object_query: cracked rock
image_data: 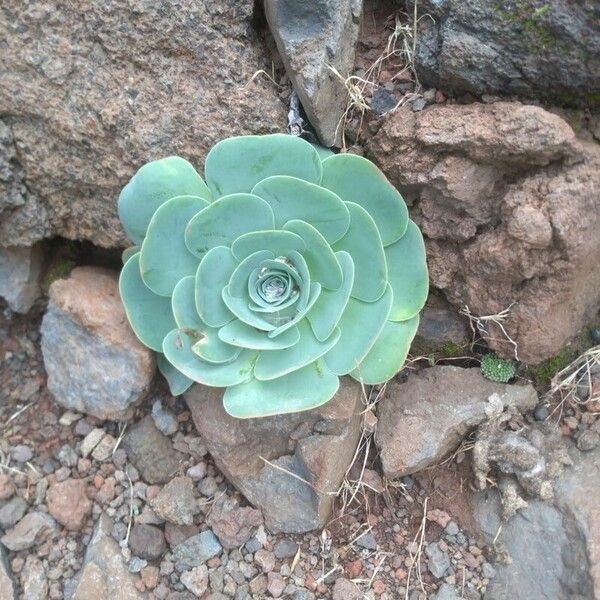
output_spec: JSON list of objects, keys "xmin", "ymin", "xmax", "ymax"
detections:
[{"xmin": 186, "ymin": 377, "xmax": 362, "ymax": 533}]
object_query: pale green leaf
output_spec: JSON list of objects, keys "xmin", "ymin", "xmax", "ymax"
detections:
[
  {"xmin": 350, "ymin": 316, "xmax": 419, "ymax": 384},
  {"xmin": 204, "ymin": 134, "xmax": 322, "ymax": 198},
  {"xmin": 223, "ymin": 360, "xmax": 339, "ymax": 418},
  {"xmin": 157, "ymin": 353, "xmax": 193, "ymax": 396},
  {"xmin": 218, "ymin": 319, "xmax": 300, "ymax": 350},
  {"xmin": 332, "ymin": 202, "xmax": 387, "ymax": 302},
  {"xmin": 118, "ymin": 156, "xmax": 211, "ymax": 245},
  {"xmin": 255, "ymin": 321, "xmax": 340, "ymax": 381},
  {"xmin": 195, "ymin": 246, "xmax": 237, "ymax": 328},
  {"xmin": 385, "ymin": 220, "xmax": 429, "ymax": 321},
  {"xmin": 162, "ymin": 329, "xmax": 257, "ymax": 387},
  {"xmin": 231, "ymin": 230, "xmax": 306, "ymax": 262},
  {"xmin": 321, "ymin": 153, "xmax": 408, "ymax": 246},
  {"xmin": 185, "ymin": 194, "xmax": 274, "ymax": 258},
  {"xmin": 119, "ymin": 253, "xmax": 177, "ymax": 352},
  {"xmin": 252, "ymin": 176, "xmax": 350, "ymax": 243},
  {"xmin": 140, "ymin": 195, "xmax": 208, "ymax": 296},
  {"xmin": 323, "ymin": 284, "xmax": 393, "ymax": 375},
  {"xmin": 283, "ymin": 220, "xmax": 342, "ymax": 290},
  {"xmin": 307, "ymin": 251, "xmax": 354, "ymax": 341}
]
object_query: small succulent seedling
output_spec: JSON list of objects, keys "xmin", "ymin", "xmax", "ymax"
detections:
[
  {"xmin": 118, "ymin": 134, "xmax": 428, "ymax": 418},
  {"xmin": 480, "ymin": 353, "xmax": 516, "ymax": 383}
]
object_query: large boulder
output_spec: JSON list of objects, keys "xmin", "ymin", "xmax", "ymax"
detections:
[
  {"xmin": 0, "ymin": 0, "xmax": 286, "ymax": 248},
  {"xmin": 41, "ymin": 266, "xmax": 155, "ymax": 420},
  {"xmin": 409, "ymin": 0, "xmax": 600, "ymax": 107},
  {"xmin": 185, "ymin": 378, "xmax": 363, "ymax": 533},
  {"xmin": 366, "ymin": 102, "xmax": 600, "ymax": 363},
  {"xmin": 375, "ymin": 366, "xmax": 538, "ymax": 478}
]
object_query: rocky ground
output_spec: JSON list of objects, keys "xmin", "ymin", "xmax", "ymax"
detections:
[
  {"xmin": 0, "ymin": 307, "xmax": 492, "ymax": 600},
  {"xmin": 2, "ymin": 293, "xmax": 600, "ymax": 600},
  {"xmin": 1, "ymin": 1, "xmax": 600, "ymax": 600}
]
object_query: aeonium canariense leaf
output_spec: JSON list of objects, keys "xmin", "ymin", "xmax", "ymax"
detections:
[{"xmin": 117, "ymin": 134, "xmax": 427, "ymax": 418}]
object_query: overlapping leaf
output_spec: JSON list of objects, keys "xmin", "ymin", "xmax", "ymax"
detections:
[{"xmin": 118, "ymin": 134, "xmax": 428, "ymax": 418}]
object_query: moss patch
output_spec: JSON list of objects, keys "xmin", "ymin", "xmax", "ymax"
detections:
[{"xmin": 532, "ymin": 349, "xmax": 577, "ymax": 386}]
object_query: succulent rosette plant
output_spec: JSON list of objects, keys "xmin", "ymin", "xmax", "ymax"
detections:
[{"xmin": 118, "ymin": 134, "xmax": 428, "ymax": 418}]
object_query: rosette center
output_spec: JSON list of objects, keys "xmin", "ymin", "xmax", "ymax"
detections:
[{"xmin": 248, "ymin": 256, "xmax": 302, "ymax": 313}]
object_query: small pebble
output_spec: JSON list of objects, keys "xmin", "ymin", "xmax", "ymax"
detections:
[
  {"xmin": 11, "ymin": 445, "xmax": 33, "ymax": 463},
  {"xmin": 577, "ymin": 429, "xmax": 600, "ymax": 452}
]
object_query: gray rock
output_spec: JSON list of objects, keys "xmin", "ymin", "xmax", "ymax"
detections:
[
  {"xmin": 128, "ymin": 524, "xmax": 166, "ymax": 561},
  {"xmin": 264, "ymin": 0, "xmax": 362, "ymax": 146},
  {"xmin": 293, "ymin": 591, "xmax": 316, "ymax": 600},
  {"xmin": 0, "ymin": 496, "xmax": 28, "ymax": 529},
  {"xmin": 124, "ymin": 415, "xmax": 185, "ymax": 484},
  {"xmin": 444, "ymin": 521, "xmax": 459, "ymax": 536},
  {"xmin": 0, "ymin": 512, "xmax": 57, "ymax": 552},
  {"xmin": 273, "ymin": 539, "xmax": 298, "ymax": 559},
  {"xmin": 469, "ymin": 444, "xmax": 600, "ymax": 599},
  {"xmin": 0, "ymin": 1, "xmax": 286, "ymax": 249},
  {"xmin": 173, "ymin": 530, "xmax": 223, "ymax": 572},
  {"xmin": 127, "ymin": 557, "xmax": 147, "ymax": 574},
  {"xmin": 186, "ymin": 377, "xmax": 363, "ymax": 533},
  {"xmin": 58, "ymin": 444, "xmax": 79, "ymax": 468},
  {"xmin": 433, "ymin": 584, "xmax": 462, "ymax": 600},
  {"xmin": 413, "ymin": 299, "xmax": 469, "ymax": 353},
  {"xmin": 198, "ymin": 476, "xmax": 219, "ymax": 498},
  {"xmin": 331, "ymin": 578, "xmax": 362, "ymax": 600},
  {"xmin": 0, "ymin": 244, "xmax": 44, "ymax": 313},
  {"xmin": 91, "ymin": 434, "xmax": 116, "ymax": 462},
  {"xmin": 375, "ymin": 367, "xmax": 538, "ymax": 478},
  {"xmin": 474, "ymin": 489, "xmax": 592, "ymax": 600},
  {"xmin": 409, "ymin": 0, "xmax": 600, "ymax": 108},
  {"xmin": 181, "ymin": 565, "xmax": 209, "ymax": 597},
  {"xmin": 0, "ymin": 544, "xmax": 16, "ymax": 600},
  {"xmin": 576, "ymin": 429, "xmax": 600, "ymax": 452},
  {"xmin": 41, "ymin": 267, "xmax": 155, "ymax": 421},
  {"xmin": 411, "ymin": 97, "xmax": 427, "ymax": 112},
  {"xmin": 80, "ymin": 428, "xmax": 105, "ymax": 458},
  {"xmin": 370, "ymin": 88, "xmax": 397, "ymax": 116},
  {"xmin": 150, "ymin": 477, "xmax": 197, "ymax": 526},
  {"xmin": 70, "ymin": 513, "xmax": 144, "ymax": 599},
  {"xmin": 10, "ymin": 444, "xmax": 33, "ymax": 463},
  {"xmin": 425, "ymin": 542, "xmax": 451, "ymax": 578},
  {"xmin": 21, "ymin": 556, "xmax": 48, "ymax": 600},
  {"xmin": 151, "ymin": 399, "xmax": 178, "ymax": 436},
  {"xmin": 355, "ymin": 531, "xmax": 377, "ymax": 550}
]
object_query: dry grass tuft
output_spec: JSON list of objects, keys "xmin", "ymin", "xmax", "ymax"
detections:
[
  {"xmin": 548, "ymin": 345, "xmax": 600, "ymax": 416},
  {"xmin": 331, "ymin": 3, "xmax": 427, "ymax": 149}
]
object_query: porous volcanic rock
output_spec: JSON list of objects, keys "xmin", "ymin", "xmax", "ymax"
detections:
[
  {"xmin": 41, "ymin": 266, "xmax": 155, "ymax": 420},
  {"xmin": 0, "ymin": 1, "xmax": 286, "ymax": 248},
  {"xmin": 474, "ymin": 444, "xmax": 600, "ymax": 599},
  {"xmin": 186, "ymin": 377, "xmax": 363, "ymax": 533},
  {"xmin": 366, "ymin": 101, "xmax": 600, "ymax": 363},
  {"xmin": 47, "ymin": 479, "xmax": 92, "ymax": 531},
  {"xmin": 375, "ymin": 366, "xmax": 538, "ymax": 478}
]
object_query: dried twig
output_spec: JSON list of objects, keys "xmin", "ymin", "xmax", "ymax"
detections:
[
  {"xmin": 405, "ymin": 496, "xmax": 429, "ymax": 598},
  {"xmin": 547, "ymin": 345, "xmax": 600, "ymax": 416},
  {"xmin": 460, "ymin": 303, "xmax": 520, "ymax": 360}
]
